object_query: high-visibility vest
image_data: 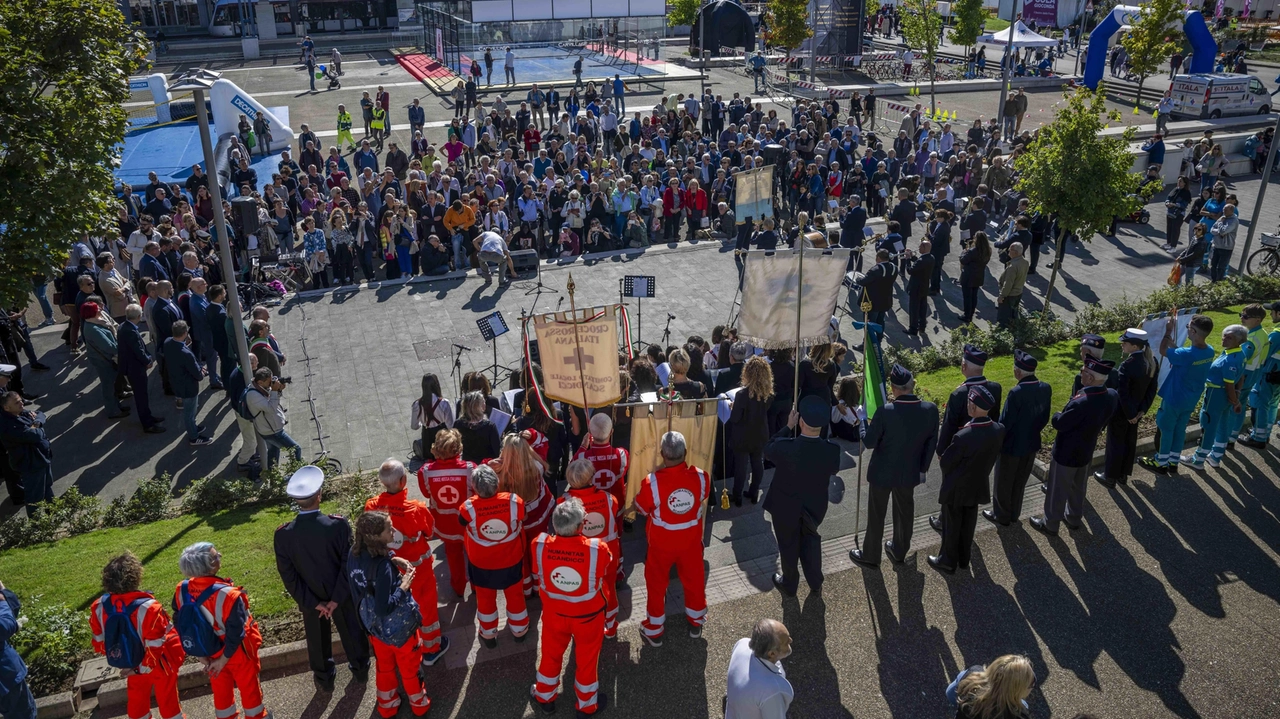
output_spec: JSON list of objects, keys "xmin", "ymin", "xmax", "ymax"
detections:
[
  {"xmin": 1245, "ymin": 325, "xmax": 1269, "ymax": 372},
  {"xmin": 530, "ymin": 533, "xmax": 609, "ymax": 615},
  {"xmin": 171, "ymin": 577, "xmax": 260, "ymax": 659},
  {"xmin": 371, "ymin": 108, "xmax": 386, "ymax": 130},
  {"xmin": 337, "ymin": 112, "xmax": 352, "ymax": 131},
  {"xmin": 460, "ymin": 492, "xmax": 525, "ymax": 569},
  {"xmin": 635, "ymin": 464, "xmax": 709, "ymax": 550},
  {"xmin": 561, "ymin": 487, "xmax": 619, "ymax": 543},
  {"xmin": 365, "ymin": 491, "xmax": 433, "ymax": 566},
  {"xmin": 418, "ymin": 458, "xmax": 475, "ymax": 541}
]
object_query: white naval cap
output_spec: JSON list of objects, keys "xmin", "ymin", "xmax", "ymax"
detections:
[
  {"xmin": 0, "ymin": 364, "xmax": 14, "ymax": 377},
  {"xmin": 1119, "ymin": 328, "xmax": 1150, "ymax": 345},
  {"xmin": 286, "ymin": 465, "xmax": 325, "ymax": 499}
]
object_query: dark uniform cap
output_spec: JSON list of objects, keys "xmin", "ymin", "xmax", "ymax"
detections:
[
  {"xmin": 798, "ymin": 395, "xmax": 829, "ymax": 427},
  {"xmin": 1013, "ymin": 349, "xmax": 1038, "ymax": 372},
  {"xmin": 1083, "ymin": 356, "xmax": 1115, "ymax": 375},
  {"xmin": 962, "ymin": 344, "xmax": 988, "ymax": 366},
  {"xmin": 968, "ymin": 385, "xmax": 995, "ymax": 410},
  {"xmin": 1081, "ymin": 333, "xmax": 1106, "ymax": 350},
  {"xmin": 888, "ymin": 363, "xmax": 913, "ymax": 386}
]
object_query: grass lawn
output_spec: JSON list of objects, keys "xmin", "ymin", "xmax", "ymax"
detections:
[
  {"xmin": 982, "ymin": 18, "xmax": 1011, "ymax": 33},
  {"xmin": 0, "ymin": 503, "xmax": 312, "ymax": 618},
  {"xmin": 909, "ymin": 306, "xmax": 1250, "ymax": 445}
]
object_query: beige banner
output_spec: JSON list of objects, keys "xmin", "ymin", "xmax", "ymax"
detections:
[
  {"xmin": 532, "ymin": 305, "xmax": 622, "ymax": 409},
  {"xmin": 623, "ymin": 398, "xmax": 720, "ymax": 510}
]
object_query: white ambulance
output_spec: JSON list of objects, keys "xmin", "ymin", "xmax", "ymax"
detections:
[{"xmin": 1165, "ymin": 73, "xmax": 1272, "ymax": 119}]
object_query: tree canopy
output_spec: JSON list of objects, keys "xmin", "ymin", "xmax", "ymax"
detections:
[
  {"xmin": 767, "ymin": 0, "xmax": 813, "ymax": 54},
  {"xmin": 669, "ymin": 0, "xmax": 700, "ymax": 28},
  {"xmin": 1120, "ymin": 0, "xmax": 1185, "ymax": 102},
  {"xmin": 948, "ymin": 0, "xmax": 985, "ymax": 49},
  {"xmin": 898, "ymin": 0, "xmax": 946, "ymax": 110},
  {"xmin": 0, "ymin": 0, "xmax": 148, "ymax": 307}
]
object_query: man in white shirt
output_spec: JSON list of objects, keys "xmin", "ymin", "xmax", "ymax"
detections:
[
  {"xmin": 725, "ymin": 619, "xmax": 794, "ymax": 719},
  {"xmin": 126, "ymin": 215, "xmax": 160, "ymax": 273},
  {"xmin": 504, "ymin": 47, "xmax": 516, "ymax": 84},
  {"xmin": 473, "ymin": 230, "xmax": 513, "ymax": 285}
]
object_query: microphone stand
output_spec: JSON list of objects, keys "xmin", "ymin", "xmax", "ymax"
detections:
[
  {"xmin": 660, "ymin": 313, "xmax": 675, "ymax": 348},
  {"xmin": 451, "ymin": 344, "xmax": 470, "ymax": 400}
]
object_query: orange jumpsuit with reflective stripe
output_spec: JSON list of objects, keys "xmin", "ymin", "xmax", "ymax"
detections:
[
  {"xmin": 460, "ymin": 493, "xmax": 529, "ymax": 639},
  {"xmin": 418, "ymin": 457, "xmax": 475, "ymax": 597},
  {"xmin": 633, "ymin": 464, "xmax": 710, "ymax": 641},
  {"xmin": 559, "ymin": 487, "xmax": 621, "ymax": 635},
  {"xmin": 172, "ymin": 577, "xmax": 266, "ymax": 719},
  {"xmin": 365, "ymin": 490, "xmax": 442, "ymax": 653},
  {"xmin": 530, "ymin": 533, "xmax": 612, "ymax": 715},
  {"xmin": 90, "ymin": 591, "xmax": 186, "ymax": 719}
]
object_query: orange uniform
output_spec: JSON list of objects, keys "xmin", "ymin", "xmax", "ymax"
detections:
[
  {"xmin": 530, "ymin": 533, "xmax": 612, "ymax": 715},
  {"xmin": 633, "ymin": 463, "xmax": 710, "ymax": 643},
  {"xmin": 573, "ymin": 439, "xmax": 630, "ymax": 509},
  {"xmin": 459, "ymin": 492, "xmax": 530, "ymax": 640},
  {"xmin": 364, "ymin": 490, "xmax": 442, "ymax": 653},
  {"xmin": 172, "ymin": 577, "xmax": 266, "ymax": 719},
  {"xmin": 90, "ymin": 591, "xmax": 185, "ymax": 719},
  {"xmin": 417, "ymin": 457, "xmax": 475, "ymax": 597},
  {"xmin": 521, "ymin": 479, "xmax": 554, "ymax": 597},
  {"xmin": 559, "ymin": 487, "xmax": 621, "ymax": 636}
]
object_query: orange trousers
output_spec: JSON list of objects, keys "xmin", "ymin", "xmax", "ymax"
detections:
[
  {"xmin": 475, "ymin": 583, "xmax": 528, "ymax": 639},
  {"xmin": 408, "ymin": 561, "xmax": 442, "ymax": 654},
  {"xmin": 210, "ymin": 638, "xmax": 266, "ymax": 719},
  {"xmin": 125, "ymin": 667, "xmax": 182, "ymax": 719},
  {"xmin": 533, "ymin": 610, "xmax": 605, "ymax": 714},
  {"xmin": 371, "ymin": 636, "xmax": 430, "ymax": 717},
  {"xmin": 640, "ymin": 543, "xmax": 707, "ymax": 642}
]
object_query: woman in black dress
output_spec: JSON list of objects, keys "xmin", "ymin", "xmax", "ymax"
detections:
[
  {"xmin": 667, "ymin": 348, "xmax": 708, "ymax": 399},
  {"xmin": 410, "ymin": 373, "xmax": 454, "ymax": 460},
  {"xmin": 454, "ymin": 391, "xmax": 500, "ymax": 464},
  {"xmin": 798, "ymin": 343, "xmax": 839, "ymax": 405},
  {"xmin": 959, "ymin": 230, "xmax": 992, "ymax": 324},
  {"xmin": 728, "ymin": 357, "xmax": 774, "ymax": 505},
  {"xmin": 766, "ymin": 348, "xmax": 796, "ymax": 435}
]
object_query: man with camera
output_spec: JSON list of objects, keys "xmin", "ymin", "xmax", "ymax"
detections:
[{"xmin": 244, "ymin": 367, "xmax": 302, "ymax": 470}]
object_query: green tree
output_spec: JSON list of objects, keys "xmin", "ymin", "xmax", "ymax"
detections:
[
  {"xmin": 949, "ymin": 0, "xmax": 985, "ymax": 50},
  {"xmin": 898, "ymin": 0, "xmax": 946, "ymax": 112},
  {"xmin": 669, "ymin": 0, "xmax": 700, "ymax": 28},
  {"xmin": 768, "ymin": 0, "xmax": 813, "ymax": 60},
  {"xmin": 0, "ymin": 0, "xmax": 147, "ymax": 308},
  {"xmin": 1015, "ymin": 88, "xmax": 1141, "ymax": 316},
  {"xmin": 1119, "ymin": 0, "xmax": 1184, "ymax": 105}
]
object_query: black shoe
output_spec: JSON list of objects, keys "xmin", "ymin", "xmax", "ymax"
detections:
[
  {"xmin": 20, "ymin": 392, "xmax": 42, "ymax": 402},
  {"xmin": 749, "ymin": 491, "xmax": 759, "ymax": 504},
  {"xmin": 1239, "ymin": 437, "xmax": 1268, "ymax": 449},
  {"xmin": 143, "ymin": 425, "xmax": 166, "ymax": 434},
  {"xmin": 771, "ymin": 573, "xmax": 796, "ymax": 597},
  {"xmin": 1039, "ymin": 483, "xmax": 1048, "ymax": 494},
  {"xmin": 982, "ymin": 509, "xmax": 1009, "ymax": 527},
  {"xmin": 481, "ymin": 636, "xmax": 497, "ymax": 649},
  {"xmin": 350, "ymin": 664, "xmax": 369, "ymax": 683},
  {"xmin": 733, "ymin": 495, "xmax": 743, "ymax": 508},
  {"xmin": 1093, "ymin": 471, "xmax": 1117, "ymax": 488},
  {"xmin": 30, "ymin": 362, "xmax": 50, "ymax": 371},
  {"xmin": 885, "ymin": 541, "xmax": 905, "ymax": 564},
  {"xmin": 928, "ymin": 515, "xmax": 942, "ymax": 533},
  {"xmin": 1065, "ymin": 521, "xmax": 1083, "ymax": 532},
  {"xmin": 1029, "ymin": 516, "xmax": 1058, "ymax": 536},
  {"xmin": 848, "ymin": 548, "xmax": 879, "ymax": 569},
  {"xmin": 513, "ymin": 630, "xmax": 527, "ymax": 643},
  {"xmin": 577, "ymin": 693, "xmax": 607, "ymax": 718},
  {"xmin": 926, "ymin": 555, "xmax": 955, "ymax": 575},
  {"xmin": 314, "ymin": 672, "xmax": 336, "ymax": 692},
  {"xmin": 107, "ymin": 411, "xmax": 130, "ymax": 419},
  {"xmin": 531, "ymin": 685, "xmax": 556, "ymax": 714}
]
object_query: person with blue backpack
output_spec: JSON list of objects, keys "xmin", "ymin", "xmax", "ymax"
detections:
[
  {"xmin": 172, "ymin": 542, "xmax": 271, "ymax": 719},
  {"xmin": 0, "ymin": 580, "xmax": 34, "ymax": 719},
  {"xmin": 349, "ymin": 511, "xmax": 433, "ymax": 718},
  {"xmin": 89, "ymin": 553, "xmax": 185, "ymax": 719}
]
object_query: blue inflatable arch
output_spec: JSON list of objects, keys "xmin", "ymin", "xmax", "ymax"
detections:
[{"xmin": 1083, "ymin": 7, "xmax": 1216, "ymax": 90}]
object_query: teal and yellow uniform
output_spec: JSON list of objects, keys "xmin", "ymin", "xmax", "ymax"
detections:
[
  {"xmin": 1246, "ymin": 324, "xmax": 1280, "ymax": 443},
  {"xmin": 1189, "ymin": 346, "xmax": 1245, "ymax": 466},
  {"xmin": 1150, "ymin": 343, "xmax": 1215, "ymax": 469},
  {"xmin": 1227, "ymin": 323, "xmax": 1268, "ymax": 440}
]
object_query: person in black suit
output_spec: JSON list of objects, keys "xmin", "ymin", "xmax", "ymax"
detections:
[
  {"xmin": 927, "ymin": 207, "xmax": 953, "ymax": 295},
  {"xmin": 274, "ymin": 466, "xmax": 370, "ymax": 692},
  {"xmin": 766, "ymin": 348, "xmax": 795, "ymax": 435},
  {"xmin": 138, "ymin": 241, "xmax": 170, "ymax": 283},
  {"xmin": 986, "ymin": 349, "xmax": 1051, "ymax": 526},
  {"xmin": 150, "ymin": 281, "xmax": 181, "ymax": 397},
  {"xmin": 206, "ymin": 287, "xmax": 232, "ymax": 389},
  {"xmin": 889, "ymin": 188, "xmax": 917, "ymax": 240},
  {"xmin": 904, "ymin": 239, "xmax": 935, "ymax": 336},
  {"xmin": 850, "ymin": 364, "xmax": 939, "ymax": 568},
  {"xmin": 763, "ymin": 396, "xmax": 842, "ymax": 597},
  {"xmin": 859, "ymin": 249, "xmax": 897, "ymax": 328},
  {"xmin": 937, "ymin": 344, "xmax": 1003, "ymax": 457},
  {"xmin": 929, "ymin": 385, "xmax": 1005, "ymax": 574},
  {"xmin": 1096, "ymin": 329, "xmax": 1159, "ymax": 487},
  {"xmin": 1070, "ymin": 333, "xmax": 1106, "ymax": 396},
  {"xmin": 161, "ymin": 322, "xmax": 210, "ymax": 446},
  {"xmin": 0, "ymin": 391, "xmax": 54, "ymax": 516},
  {"xmin": 839, "ymin": 199, "xmax": 868, "ymax": 272},
  {"xmin": 1031, "ymin": 356, "xmax": 1119, "ymax": 536},
  {"xmin": 116, "ymin": 304, "xmax": 164, "ymax": 433},
  {"xmin": 714, "ymin": 342, "xmax": 748, "ymax": 396},
  {"xmin": 728, "ymin": 357, "xmax": 773, "ymax": 505}
]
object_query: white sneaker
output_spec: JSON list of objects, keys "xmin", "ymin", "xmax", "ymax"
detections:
[
  {"xmin": 639, "ymin": 628, "xmax": 662, "ymax": 647},
  {"xmin": 1205, "ymin": 456, "xmax": 1221, "ymax": 468},
  {"xmin": 1178, "ymin": 454, "xmax": 1204, "ymax": 468}
]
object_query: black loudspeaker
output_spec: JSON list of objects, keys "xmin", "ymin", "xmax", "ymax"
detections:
[
  {"xmin": 510, "ymin": 249, "xmax": 540, "ymax": 277},
  {"xmin": 230, "ymin": 196, "xmax": 258, "ymax": 236}
]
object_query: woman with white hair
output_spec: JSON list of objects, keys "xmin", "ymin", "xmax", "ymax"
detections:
[
  {"xmin": 458, "ymin": 465, "xmax": 530, "ymax": 648},
  {"xmin": 172, "ymin": 542, "xmax": 270, "ymax": 719},
  {"xmin": 560, "ymin": 458, "xmax": 622, "ymax": 636}
]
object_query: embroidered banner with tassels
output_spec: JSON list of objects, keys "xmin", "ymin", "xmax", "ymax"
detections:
[{"xmin": 736, "ymin": 247, "xmax": 851, "ymax": 349}]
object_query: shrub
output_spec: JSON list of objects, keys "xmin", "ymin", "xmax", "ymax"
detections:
[
  {"xmin": 10, "ymin": 596, "xmax": 92, "ymax": 696},
  {"xmin": 178, "ymin": 459, "xmax": 302, "ymax": 515},
  {"xmin": 0, "ymin": 488, "xmax": 102, "ymax": 550},
  {"xmin": 329, "ymin": 469, "xmax": 380, "ymax": 521},
  {"xmin": 102, "ymin": 476, "xmax": 174, "ymax": 528}
]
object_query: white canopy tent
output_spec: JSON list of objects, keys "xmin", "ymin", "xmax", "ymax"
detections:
[{"xmin": 978, "ymin": 20, "xmax": 1059, "ymax": 47}]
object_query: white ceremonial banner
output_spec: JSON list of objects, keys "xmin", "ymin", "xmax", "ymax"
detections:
[
  {"xmin": 1141, "ymin": 309, "xmax": 1198, "ymax": 390},
  {"xmin": 737, "ymin": 247, "xmax": 852, "ymax": 349},
  {"xmin": 733, "ymin": 165, "xmax": 775, "ymax": 222}
]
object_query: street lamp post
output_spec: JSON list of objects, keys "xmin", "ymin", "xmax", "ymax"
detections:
[
  {"xmin": 1237, "ymin": 112, "xmax": 1280, "ymax": 275},
  {"xmin": 168, "ymin": 69, "xmax": 254, "ymax": 381},
  {"xmin": 996, "ymin": 0, "xmax": 1024, "ymax": 136}
]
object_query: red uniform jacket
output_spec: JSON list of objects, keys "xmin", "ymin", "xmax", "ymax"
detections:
[
  {"xmin": 459, "ymin": 492, "xmax": 526, "ymax": 569},
  {"xmin": 633, "ymin": 463, "xmax": 709, "ymax": 551},
  {"xmin": 365, "ymin": 490, "xmax": 434, "ymax": 567},
  {"xmin": 530, "ymin": 533, "xmax": 612, "ymax": 618},
  {"xmin": 418, "ymin": 457, "xmax": 476, "ymax": 541},
  {"xmin": 90, "ymin": 591, "xmax": 185, "ymax": 674}
]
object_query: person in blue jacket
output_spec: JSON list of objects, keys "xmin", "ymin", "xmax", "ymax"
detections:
[
  {"xmin": 1243, "ymin": 302, "xmax": 1280, "ymax": 447},
  {"xmin": 1139, "ymin": 312, "xmax": 1216, "ymax": 475},
  {"xmin": 0, "ymin": 581, "xmax": 34, "ymax": 719},
  {"xmin": 1183, "ymin": 324, "xmax": 1247, "ymax": 469}
]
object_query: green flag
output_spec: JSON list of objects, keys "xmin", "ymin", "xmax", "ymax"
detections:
[{"xmin": 863, "ymin": 321, "xmax": 888, "ymax": 421}]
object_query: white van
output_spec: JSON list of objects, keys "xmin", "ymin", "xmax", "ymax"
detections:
[{"xmin": 1165, "ymin": 73, "xmax": 1272, "ymax": 119}]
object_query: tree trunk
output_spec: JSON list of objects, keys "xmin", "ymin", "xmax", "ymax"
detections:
[
  {"xmin": 1136, "ymin": 74, "xmax": 1146, "ymax": 114},
  {"xmin": 929, "ymin": 52, "xmax": 937, "ymax": 113},
  {"xmin": 1040, "ymin": 224, "xmax": 1069, "ymax": 324}
]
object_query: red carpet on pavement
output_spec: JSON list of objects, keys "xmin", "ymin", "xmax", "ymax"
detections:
[{"xmin": 395, "ymin": 53, "xmax": 460, "ymax": 87}]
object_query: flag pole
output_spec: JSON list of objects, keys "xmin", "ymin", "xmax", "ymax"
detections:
[
  {"xmin": 566, "ymin": 273, "xmax": 591, "ymax": 413},
  {"xmin": 855, "ymin": 286, "xmax": 872, "ymax": 551},
  {"xmin": 792, "ymin": 242, "xmax": 805, "ymax": 416}
]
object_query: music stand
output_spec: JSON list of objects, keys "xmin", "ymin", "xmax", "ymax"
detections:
[
  {"xmin": 476, "ymin": 311, "xmax": 511, "ymax": 385},
  {"xmin": 621, "ymin": 275, "xmax": 655, "ymax": 349}
]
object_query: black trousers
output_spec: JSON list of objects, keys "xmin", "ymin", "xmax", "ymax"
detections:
[
  {"xmin": 125, "ymin": 367, "xmax": 159, "ymax": 428},
  {"xmin": 907, "ymin": 291, "xmax": 929, "ymax": 332},
  {"xmin": 1165, "ymin": 216, "xmax": 1183, "ymax": 248},
  {"xmin": 1028, "ymin": 241, "xmax": 1042, "ymax": 272},
  {"xmin": 332, "ymin": 244, "xmax": 354, "ymax": 283},
  {"xmin": 732, "ymin": 449, "xmax": 764, "ymax": 500},
  {"xmin": 771, "ymin": 512, "xmax": 823, "ymax": 593},
  {"xmin": 992, "ymin": 452, "xmax": 1035, "ymax": 523},
  {"xmin": 1103, "ymin": 413, "xmax": 1140, "ymax": 481},
  {"xmin": 962, "ymin": 286, "xmax": 980, "ymax": 323},
  {"xmin": 938, "ymin": 502, "xmax": 978, "ymax": 569},
  {"xmin": 861, "ymin": 484, "xmax": 915, "ymax": 563},
  {"xmin": 301, "ymin": 599, "xmax": 370, "ymax": 679}
]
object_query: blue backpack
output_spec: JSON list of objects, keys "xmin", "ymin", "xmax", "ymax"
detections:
[
  {"xmin": 174, "ymin": 581, "xmax": 226, "ymax": 658},
  {"xmin": 236, "ymin": 387, "xmax": 259, "ymax": 422},
  {"xmin": 101, "ymin": 595, "xmax": 150, "ymax": 669}
]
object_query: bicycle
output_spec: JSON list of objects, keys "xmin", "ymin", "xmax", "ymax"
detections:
[{"xmin": 1247, "ymin": 231, "xmax": 1280, "ymax": 276}]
